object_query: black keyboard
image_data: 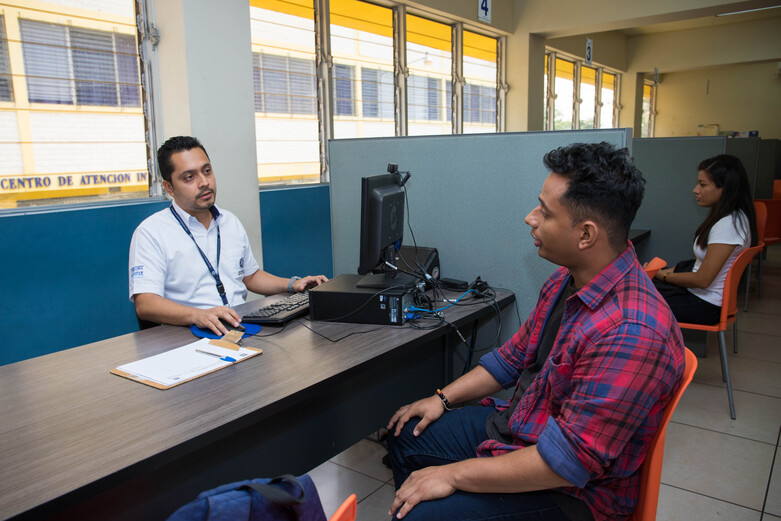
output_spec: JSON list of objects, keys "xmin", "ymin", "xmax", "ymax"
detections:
[{"xmin": 242, "ymin": 292, "xmax": 310, "ymax": 325}]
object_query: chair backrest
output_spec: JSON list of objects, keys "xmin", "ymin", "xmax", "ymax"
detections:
[
  {"xmin": 631, "ymin": 347, "xmax": 697, "ymax": 521},
  {"xmin": 754, "ymin": 201, "xmax": 767, "ymax": 244},
  {"xmin": 773, "ymin": 179, "xmax": 781, "ymax": 200},
  {"xmin": 718, "ymin": 244, "xmax": 764, "ymax": 327},
  {"xmin": 644, "ymin": 257, "xmax": 666, "ymax": 279},
  {"xmin": 329, "ymin": 494, "xmax": 357, "ymax": 521}
]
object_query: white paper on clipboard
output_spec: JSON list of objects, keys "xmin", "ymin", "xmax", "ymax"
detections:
[{"xmin": 115, "ymin": 338, "xmax": 257, "ymax": 387}]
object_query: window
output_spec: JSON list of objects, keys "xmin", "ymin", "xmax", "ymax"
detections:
[
  {"xmin": 600, "ymin": 72, "xmax": 616, "ymax": 128},
  {"xmin": 0, "ymin": 16, "xmax": 13, "ymax": 102},
  {"xmin": 20, "ymin": 20, "xmax": 140, "ymax": 107},
  {"xmin": 641, "ymin": 80, "xmax": 656, "ymax": 138},
  {"xmin": 406, "ymin": 14, "xmax": 450, "ymax": 136},
  {"xmin": 361, "ymin": 67, "xmax": 393, "ymax": 119},
  {"xmin": 333, "ymin": 63, "xmax": 355, "ymax": 116},
  {"xmin": 330, "ymin": 0, "xmax": 394, "ymax": 138},
  {"xmin": 464, "ymin": 84, "xmax": 495, "ymax": 125},
  {"xmin": 579, "ymin": 65, "xmax": 596, "ymax": 129},
  {"xmin": 250, "ymin": 1, "xmax": 319, "ymax": 184},
  {"xmin": 248, "ymin": 0, "xmax": 505, "ymax": 185},
  {"xmin": 253, "ymin": 53, "xmax": 316, "ymax": 114},
  {"xmin": 408, "ymin": 75, "xmax": 441, "ymax": 121},
  {"xmin": 552, "ymin": 57, "xmax": 574, "ymax": 130},
  {"xmin": 1, "ymin": 2, "xmax": 149, "ymax": 210},
  {"xmin": 463, "ymin": 30, "xmax": 496, "ymax": 133},
  {"xmin": 545, "ymin": 51, "xmax": 621, "ymax": 131}
]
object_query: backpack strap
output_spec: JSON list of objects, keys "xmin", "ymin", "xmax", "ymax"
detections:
[{"xmin": 240, "ymin": 474, "xmax": 306, "ymax": 507}]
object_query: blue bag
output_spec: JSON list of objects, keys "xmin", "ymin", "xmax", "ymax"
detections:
[{"xmin": 166, "ymin": 474, "xmax": 328, "ymax": 521}]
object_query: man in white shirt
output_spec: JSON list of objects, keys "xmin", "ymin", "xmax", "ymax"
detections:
[{"xmin": 129, "ymin": 136, "xmax": 327, "ymax": 335}]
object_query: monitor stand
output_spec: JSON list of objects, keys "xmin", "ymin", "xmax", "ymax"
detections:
[{"xmin": 355, "ymin": 271, "xmax": 418, "ymax": 289}]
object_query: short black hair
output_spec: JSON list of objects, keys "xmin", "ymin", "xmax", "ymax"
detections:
[
  {"xmin": 157, "ymin": 136, "xmax": 209, "ymax": 183},
  {"xmin": 543, "ymin": 142, "xmax": 645, "ymax": 252}
]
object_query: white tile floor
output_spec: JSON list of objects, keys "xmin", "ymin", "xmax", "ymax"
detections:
[{"xmin": 309, "ymin": 245, "xmax": 781, "ymax": 521}]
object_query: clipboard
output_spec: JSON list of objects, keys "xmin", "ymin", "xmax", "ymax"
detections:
[{"xmin": 111, "ymin": 338, "xmax": 263, "ymax": 390}]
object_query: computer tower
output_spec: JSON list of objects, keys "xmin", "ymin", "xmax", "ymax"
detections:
[{"xmin": 309, "ymin": 274, "xmax": 415, "ymax": 325}]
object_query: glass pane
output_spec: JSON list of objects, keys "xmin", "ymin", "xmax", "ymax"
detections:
[
  {"xmin": 0, "ymin": 16, "xmax": 13, "ymax": 102},
  {"xmin": 599, "ymin": 72, "xmax": 615, "ymax": 128},
  {"xmin": 543, "ymin": 54, "xmax": 548, "ymax": 129},
  {"xmin": 116, "ymin": 34, "xmax": 141, "ymax": 107},
  {"xmin": 641, "ymin": 83, "xmax": 652, "ymax": 138},
  {"xmin": 71, "ymin": 28, "xmax": 117, "ymax": 106},
  {"xmin": 579, "ymin": 65, "xmax": 596, "ymax": 129},
  {"xmin": 20, "ymin": 20, "xmax": 72, "ymax": 105},
  {"xmin": 331, "ymin": 0, "xmax": 394, "ymax": 138},
  {"xmin": 4, "ymin": 6, "xmax": 148, "ymax": 210},
  {"xmin": 250, "ymin": 0, "xmax": 319, "ymax": 185},
  {"xmin": 553, "ymin": 58, "xmax": 573, "ymax": 130},
  {"xmin": 333, "ymin": 63, "xmax": 355, "ymax": 116},
  {"xmin": 361, "ymin": 67, "xmax": 393, "ymax": 119},
  {"xmin": 463, "ymin": 30, "xmax": 496, "ymax": 133},
  {"xmin": 406, "ymin": 14, "xmax": 450, "ymax": 136}
]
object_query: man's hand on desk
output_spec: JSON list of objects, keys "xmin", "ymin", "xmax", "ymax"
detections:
[
  {"xmin": 191, "ymin": 306, "xmax": 242, "ymax": 336},
  {"xmin": 387, "ymin": 395, "xmax": 445, "ymax": 438},
  {"xmin": 292, "ymin": 275, "xmax": 328, "ymax": 293}
]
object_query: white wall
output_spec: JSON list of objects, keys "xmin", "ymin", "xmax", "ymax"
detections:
[{"xmin": 655, "ymin": 62, "xmax": 781, "ymax": 138}]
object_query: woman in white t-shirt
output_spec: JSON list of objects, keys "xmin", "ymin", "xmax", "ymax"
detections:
[{"xmin": 653, "ymin": 154, "xmax": 757, "ymax": 324}]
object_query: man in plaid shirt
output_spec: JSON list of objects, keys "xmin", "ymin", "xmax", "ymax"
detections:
[{"xmin": 387, "ymin": 142, "xmax": 685, "ymax": 521}]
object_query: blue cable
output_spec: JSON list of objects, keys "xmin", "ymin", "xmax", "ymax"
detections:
[{"xmin": 408, "ymin": 289, "xmax": 476, "ymax": 313}]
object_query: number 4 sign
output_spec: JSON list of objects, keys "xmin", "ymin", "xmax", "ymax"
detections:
[{"xmin": 478, "ymin": 0, "xmax": 492, "ymax": 23}]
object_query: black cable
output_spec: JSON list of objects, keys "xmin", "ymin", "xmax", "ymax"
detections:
[
  {"xmin": 489, "ymin": 286, "xmax": 523, "ymax": 326},
  {"xmin": 295, "ymin": 320, "xmax": 385, "ymax": 343},
  {"xmin": 244, "ymin": 320, "xmax": 293, "ymax": 337}
]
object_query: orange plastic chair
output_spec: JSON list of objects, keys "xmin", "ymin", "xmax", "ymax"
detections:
[
  {"xmin": 744, "ymin": 201, "xmax": 768, "ymax": 310},
  {"xmin": 677, "ymin": 244, "xmax": 763, "ymax": 419},
  {"xmin": 629, "ymin": 347, "xmax": 697, "ymax": 521},
  {"xmin": 329, "ymin": 494, "xmax": 357, "ymax": 521},
  {"xmin": 773, "ymin": 179, "xmax": 781, "ymax": 199},
  {"xmin": 644, "ymin": 257, "xmax": 666, "ymax": 279}
]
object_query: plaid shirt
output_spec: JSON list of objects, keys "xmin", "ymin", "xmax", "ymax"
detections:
[{"xmin": 477, "ymin": 245, "xmax": 684, "ymax": 521}]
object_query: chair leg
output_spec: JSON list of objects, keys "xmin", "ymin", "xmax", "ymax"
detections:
[
  {"xmin": 733, "ymin": 318, "xmax": 738, "ymax": 354},
  {"xmin": 758, "ymin": 254, "xmax": 763, "ymax": 300},
  {"xmin": 743, "ymin": 264, "xmax": 752, "ymax": 312},
  {"xmin": 718, "ymin": 330, "xmax": 736, "ymax": 420}
]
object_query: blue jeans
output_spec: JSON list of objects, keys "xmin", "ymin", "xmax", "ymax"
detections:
[{"xmin": 386, "ymin": 406, "xmax": 575, "ymax": 521}]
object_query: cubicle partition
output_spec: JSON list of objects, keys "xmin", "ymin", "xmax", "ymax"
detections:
[
  {"xmin": 756, "ymin": 139, "xmax": 780, "ymax": 198},
  {"xmin": 0, "ymin": 186, "xmax": 332, "ymax": 366},
  {"xmin": 631, "ymin": 137, "xmax": 726, "ymax": 264},
  {"xmin": 725, "ymin": 137, "xmax": 761, "ymax": 197},
  {"xmin": 328, "ymin": 129, "xmax": 631, "ymax": 337}
]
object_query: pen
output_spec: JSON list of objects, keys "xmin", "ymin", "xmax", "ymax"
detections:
[{"xmin": 195, "ymin": 349, "xmax": 236, "ymax": 363}]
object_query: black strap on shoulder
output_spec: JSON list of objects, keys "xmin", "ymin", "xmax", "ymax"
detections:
[{"xmin": 240, "ymin": 474, "xmax": 306, "ymax": 506}]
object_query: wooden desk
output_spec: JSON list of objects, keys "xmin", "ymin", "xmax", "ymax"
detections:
[{"xmin": 1, "ymin": 290, "xmax": 513, "ymax": 521}]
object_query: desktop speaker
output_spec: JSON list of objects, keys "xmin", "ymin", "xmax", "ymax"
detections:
[{"xmin": 395, "ymin": 246, "xmax": 439, "ymax": 285}]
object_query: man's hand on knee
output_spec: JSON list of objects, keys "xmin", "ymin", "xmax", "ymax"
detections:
[
  {"xmin": 389, "ymin": 465, "xmax": 458, "ymax": 519},
  {"xmin": 387, "ymin": 395, "xmax": 445, "ymax": 437}
]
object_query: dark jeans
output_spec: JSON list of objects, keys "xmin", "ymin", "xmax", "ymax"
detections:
[
  {"xmin": 385, "ymin": 406, "xmax": 578, "ymax": 521},
  {"xmin": 653, "ymin": 259, "xmax": 721, "ymax": 325}
]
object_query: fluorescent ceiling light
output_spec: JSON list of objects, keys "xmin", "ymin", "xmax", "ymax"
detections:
[{"xmin": 716, "ymin": 5, "xmax": 781, "ymax": 16}]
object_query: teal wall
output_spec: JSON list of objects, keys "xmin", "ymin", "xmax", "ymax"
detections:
[{"xmin": 0, "ymin": 185, "xmax": 332, "ymax": 366}]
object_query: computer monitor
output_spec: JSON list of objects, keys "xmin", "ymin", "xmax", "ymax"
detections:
[{"xmin": 356, "ymin": 169, "xmax": 416, "ymax": 289}]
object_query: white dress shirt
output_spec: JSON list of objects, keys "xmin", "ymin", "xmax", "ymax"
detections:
[
  {"xmin": 689, "ymin": 211, "xmax": 750, "ymax": 307},
  {"xmin": 128, "ymin": 201, "xmax": 260, "ymax": 309}
]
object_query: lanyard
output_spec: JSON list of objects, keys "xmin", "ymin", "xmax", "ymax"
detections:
[{"xmin": 169, "ymin": 205, "xmax": 228, "ymax": 306}]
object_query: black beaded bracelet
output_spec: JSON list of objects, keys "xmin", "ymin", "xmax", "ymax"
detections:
[{"xmin": 435, "ymin": 388, "xmax": 453, "ymax": 411}]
